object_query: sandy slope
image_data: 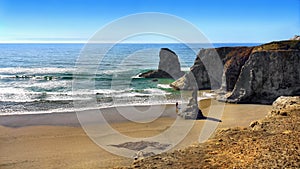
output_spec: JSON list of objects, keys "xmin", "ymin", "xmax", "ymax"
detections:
[
  {"xmin": 117, "ymin": 97, "xmax": 300, "ymax": 169},
  {"xmin": 0, "ymin": 102, "xmax": 271, "ymax": 169}
]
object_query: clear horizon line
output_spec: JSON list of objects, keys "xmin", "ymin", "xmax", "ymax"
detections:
[{"xmin": 0, "ymin": 40, "xmax": 264, "ymax": 44}]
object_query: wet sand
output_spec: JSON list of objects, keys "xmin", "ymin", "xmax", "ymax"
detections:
[{"xmin": 0, "ymin": 101, "xmax": 271, "ymax": 169}]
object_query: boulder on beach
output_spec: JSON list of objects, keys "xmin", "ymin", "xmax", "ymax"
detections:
[
  {"xmin": 139, "ymin": 48, "xmax": 184, "ymax": 79},
  {"xmin": 268, "ymin": 96, "xmax": 300, "ymax": 117}
]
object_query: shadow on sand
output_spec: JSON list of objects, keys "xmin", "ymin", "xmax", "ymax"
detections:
[{"xmin": 197, "ymin": 116, "xmax": 222, "ymax": 122}]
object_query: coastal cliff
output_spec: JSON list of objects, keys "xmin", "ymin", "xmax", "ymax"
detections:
[
  {"xmin": 171, "ymin": 40, "xmax": 300, "ymax": 104},
  {"xmin": 171, "ymin": 46, "xmax": 254, "ymax": 91},
  {"xmin": 226, "ymin": 41, "xmax": 300, "ymax": 104}
]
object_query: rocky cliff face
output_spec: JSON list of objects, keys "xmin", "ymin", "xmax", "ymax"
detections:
[
  {"xmin": 139, "ymin": 48, "xmax": 184, "ymax": 79},
  {"xmin": 171, "ymin": 40, "xmax": 300, "ymax": 104},
  {"xmin": 170, "ymin": 46, "xmax": 253, "ymax": 91},
  {"xmin": 226, "ymin": 49, "xmax": 300, "ymax": 104}
]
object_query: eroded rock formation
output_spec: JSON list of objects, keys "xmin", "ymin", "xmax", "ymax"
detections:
[
  {"xmin": 178, "ymin": 90, "xmax": 205, "ymax": 119},
  {"xmin": 226, "ymin": 41, "xmax": 300, "ymax": 104},
  {"xmin": 139, "ymin": 48, "xmax": 184, "ymax": 79},
  {"xmin": 171, "ymin": 46, "xmax": 254, "ymax": 91},
  {"xmin": 171, "ymin": 40, "xmax": 300, "ymax": 104},
  {"xmin": 226, "ymin": 51, "xmax": 300, "ymax": 104}
]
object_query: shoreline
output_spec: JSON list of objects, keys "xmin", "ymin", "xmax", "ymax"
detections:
[
  {"xmin": 0, "ymin": 102, "xmax": 179, "ymax": 116},
  {"xmin": 0, "ymin": 104, "xmax": 178, "ymax": 128},
  {"xmin": 0, "ymin": 101, "xmax": 271, "ymax": 128},
  {"xmin": 0, "ymin": 90, "xmax": 215, "ymax": 116}
]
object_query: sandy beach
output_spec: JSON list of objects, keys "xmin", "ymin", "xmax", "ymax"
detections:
[{"xmin": 0, "ymin": 101, "xmax": 271, "ymax": 169}]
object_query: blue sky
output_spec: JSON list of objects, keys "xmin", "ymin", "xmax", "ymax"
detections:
[{"xmin": 0, "ymin": 0, "xmax": 299, "ymax": 43}]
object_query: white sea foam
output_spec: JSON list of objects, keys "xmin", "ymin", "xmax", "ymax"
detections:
[
  {"xmin": 29, "ymin": 80, "xmax": 70, "ymax": 89},
  {"xmin": 0, "ymin": 101, "xmax": 179, "ymax": 116},
  {"xmin": 0, "ymin": 87, "xmax": 36, "ymax": 102},
  {"xmin": 202, "ymin": 92, "xmax": 217, "ymax": 98},
  {"xmin": 131, "ymin": 73, "xmax": 143, "ymax": 79},
  {"xmin": 181, "ymin": 67, "xmax": 190, "ymax": 72},
  {"xmin": 143, "ymin": 88, "xmax": 168, "ymax": 95},
  {"xmin": 0, "ymin": 75, "xmax": 16, "ymax": 79},
  {"xmin": 96, "ymin": 88, "xmax": 169, "ymax": 98},
  {"xmin": 0, "ymin": 88, "xmax": 91, "ymax": 102},
  {"xmin": 157, "ymin": 84, "xmax": 172, "ymax": 89},
  {"xmin": 0, "ymin": 67, "xmax": 75, "ymax": 75},
  {"xmin": 93, "ymin": 89, "xmax": 129, "ymax": 95}
]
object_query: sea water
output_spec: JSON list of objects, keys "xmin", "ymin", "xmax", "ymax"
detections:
[{"xmin": 0, "ymin": 43, "xmax": 259, "ymax": 115}]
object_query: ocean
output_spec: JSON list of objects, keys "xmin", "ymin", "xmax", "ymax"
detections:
[{"xmin": 0, "ymin": 43, "xmax": 259, "ymax": 115}]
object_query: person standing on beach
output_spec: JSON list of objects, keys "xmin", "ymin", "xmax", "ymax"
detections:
[{"xmin": 175, "ymin": 102, "xmax": 179, "ymax": 113}]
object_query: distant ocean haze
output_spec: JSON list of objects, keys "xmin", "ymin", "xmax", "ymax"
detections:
[{"xmin": 0, "ymin": 43, "xmax": 259, "ymax": 115}]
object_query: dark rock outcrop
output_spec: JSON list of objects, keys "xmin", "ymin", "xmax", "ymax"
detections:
[
  {"xmin": 139, "ymin": 48, "xmax": 184, "ymax": 79},
  {"xmin": 171, "ymin": 40, "xmax": 300, "ymax": 104},
  {"xmin": 221, "ymin": 47, "xmax": 254, "ymax": 91},
  {"xmin": 139, "ymin": 70, "xmax": 172, "ymax": 79}
]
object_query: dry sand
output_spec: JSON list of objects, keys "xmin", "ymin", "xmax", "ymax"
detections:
[
  {"xmin": 117, "ymin": 96, "xmax": 300, "ymax": 169},
  {"xmin": 0, "ymin": 101, "xmax": 271, "ymax": 169}
]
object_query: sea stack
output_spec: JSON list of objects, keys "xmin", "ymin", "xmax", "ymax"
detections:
[
  {"xmin": 139, "ymin": 48, "xmax": 184, "ymax": 79},
  {"xmin": 178, "ymin": 90, "xmax": 206, "ymax": 120}
]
